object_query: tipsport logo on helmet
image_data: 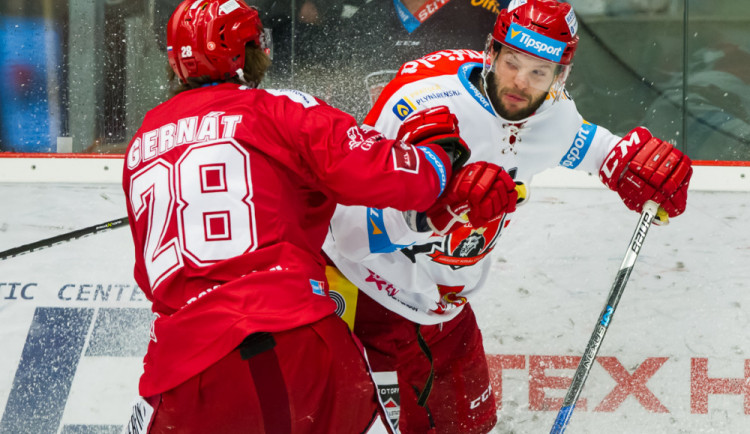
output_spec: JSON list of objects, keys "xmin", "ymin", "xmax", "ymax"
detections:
[{"xmin": 505, "ymin": 22, "xmax": 566, "ymax": 63}]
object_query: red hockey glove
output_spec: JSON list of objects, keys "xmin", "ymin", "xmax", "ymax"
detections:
[
  {"xmin": 599, "ymin": 127, "xmax": 693, "ymax": 219},
  {"xmin": 426, "ymin": 161, "xmax": 518, "ymax": 235},
  {"xmin": 396, "ymin": 106, "xmax": 470, "ymax": 170}
]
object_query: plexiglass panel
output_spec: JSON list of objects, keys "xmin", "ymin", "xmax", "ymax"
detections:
[{"xmin": 0, "ymin": 0, "xmax": 747, "ymax": 161}]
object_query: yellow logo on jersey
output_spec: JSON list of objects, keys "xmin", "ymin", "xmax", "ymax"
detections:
[
  {"xmin": 370, "ymin": 218, "xmax": 383, "ymax": 235},
  {"xmin": 393, "ymin": 97, "xmax": 416, "ymax": 120}
]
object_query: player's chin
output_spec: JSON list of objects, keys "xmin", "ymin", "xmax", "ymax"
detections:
[{"xmin": 499, "ymin": 105, "xmax": 529, "ymax": 121}]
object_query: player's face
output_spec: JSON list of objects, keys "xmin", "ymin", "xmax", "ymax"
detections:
[{"xmin": 490, "ymin": 46, "xmax": 559, "ymax": 120}]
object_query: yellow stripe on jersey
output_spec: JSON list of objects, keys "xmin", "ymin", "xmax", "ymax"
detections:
[
  {"xmin": 325, "ymin": 266, "xmax": 359, "ymax": 331},
  {"xmin": 546, "ymin": 90, "xmax": 570, "ymax": 101}
]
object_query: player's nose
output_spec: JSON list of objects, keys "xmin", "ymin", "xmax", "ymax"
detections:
[{"xmin": 513, "ymin": 71, "xmax": 531, "ymax": 91}]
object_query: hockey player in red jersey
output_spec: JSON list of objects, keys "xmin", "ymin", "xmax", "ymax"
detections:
[
  {"xmin": 324, "ymin": 1, "xmax": 693, "ymax": 433},
  {"xmin": 120, "ymin": 1, "xmax": 518, "ymax": 433}
]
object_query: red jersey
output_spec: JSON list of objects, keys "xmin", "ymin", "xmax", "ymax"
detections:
[{"xmin": 122, "ymin": 84, "xmax": 452, "ymax": 396}]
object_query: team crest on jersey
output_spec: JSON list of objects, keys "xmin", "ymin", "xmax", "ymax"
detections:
[
  {"xmin": 433, "ymin": 284, "xmax": 468, "ymax": 314},
  {"xmin": 427, "ymin": 217, "xmax": 505, "ymax": 269}
]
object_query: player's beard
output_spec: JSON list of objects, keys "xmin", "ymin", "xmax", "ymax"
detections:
[{"xmin": 486, "ymin": 73, "xmax": 547, "ymax": 121}]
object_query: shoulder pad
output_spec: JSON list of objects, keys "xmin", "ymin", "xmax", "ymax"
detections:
[{"xmin": 365, "ymin": 50, "xmax": 483, "ymax": 126}]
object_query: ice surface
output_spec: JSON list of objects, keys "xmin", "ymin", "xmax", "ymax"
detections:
[{"xmin": 0, "ymin": 182, "xmax": 748, "ymax": 433}]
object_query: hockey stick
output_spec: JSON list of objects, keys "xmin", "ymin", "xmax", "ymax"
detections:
[
  {"xmin": 550, "ymin": 200, "xmax": 660, "ymax": 433},
  {"xmin": 0, "ymin": 217, "xmax": 129, "ymax": 261}
]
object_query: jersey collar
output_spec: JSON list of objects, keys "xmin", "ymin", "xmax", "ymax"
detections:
[{"xmin": 458, "ymin": 63, "xmax": 496, "ymax": 116}]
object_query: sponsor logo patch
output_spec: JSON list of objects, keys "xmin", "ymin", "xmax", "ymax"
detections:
[
  {"xmin": 391, "ymin": 141, "xmax": 420, "ymax": 173},
  {"xmin": 373, "ymin": 371, "xmax": 401, "ymax": 429},
  {"xmin": 470, "ymin": 384, "xmax": 493, "ymax": 410},
  {"xmin": 413, "ymin": 89, "xmax": 461, "ymax": 106},
  {"xmin": 560, "ymin": 121, "xmax": 598, "ymax": 169},
  {"xmin": 393, "ymin": 97, "xmax": 416, "ymax": 120},
  {"xmin": 364, "ymin": 270, "xmax": 400, "ymax": 296},
  {"xmin": 266, "ymin": 89, "xmax": 319, "ymax": 108},
  {"xmin": 417, "ymin": 146, "xmax": 447, "ymax": 195},
  {"xmin": 566, "ymin": 8, "xmax": 579, "ymax": 36},
  {"xmin": 309, "ymin": 279, "xmax": 326, "ymax": 296},
  {"xmin": 382, "ymin": 397, "xmax": 401, "ymax": 429}
]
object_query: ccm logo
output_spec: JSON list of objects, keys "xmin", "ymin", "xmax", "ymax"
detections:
[
  {"xmin": 470, "ymin": 384, "xmax": 493, "ymax": 409},
  {"xmin": 600, "ymin": 132, "xmax": 642, "ymax": 180}
]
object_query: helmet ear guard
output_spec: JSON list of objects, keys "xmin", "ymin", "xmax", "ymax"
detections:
[{"xmin": 166, "ymin": 0, "xmax": 268, "ymax": 84}]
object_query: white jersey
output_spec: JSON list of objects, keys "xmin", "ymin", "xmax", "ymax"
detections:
[{"xmin": 323, "ymin": 49, "xmax": 621, "ymax": 324}]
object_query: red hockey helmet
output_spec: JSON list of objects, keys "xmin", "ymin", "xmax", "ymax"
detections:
[
  {"xmin": 167, "ymin": 0, "xmax": 267, "ymax": 83},
  {"xmin": 493, "ymin": 0, "xmax": 579, "ymax": 66}
]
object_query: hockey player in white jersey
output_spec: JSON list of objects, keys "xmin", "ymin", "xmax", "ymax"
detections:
[{"xmin": 323, "ymin": 1, "xmax": 693, "ymax": 433}]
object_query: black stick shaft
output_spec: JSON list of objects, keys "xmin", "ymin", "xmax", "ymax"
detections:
[{"xmin": 0, "ymin": 217, "xmax": 129, "ymax": 261}]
